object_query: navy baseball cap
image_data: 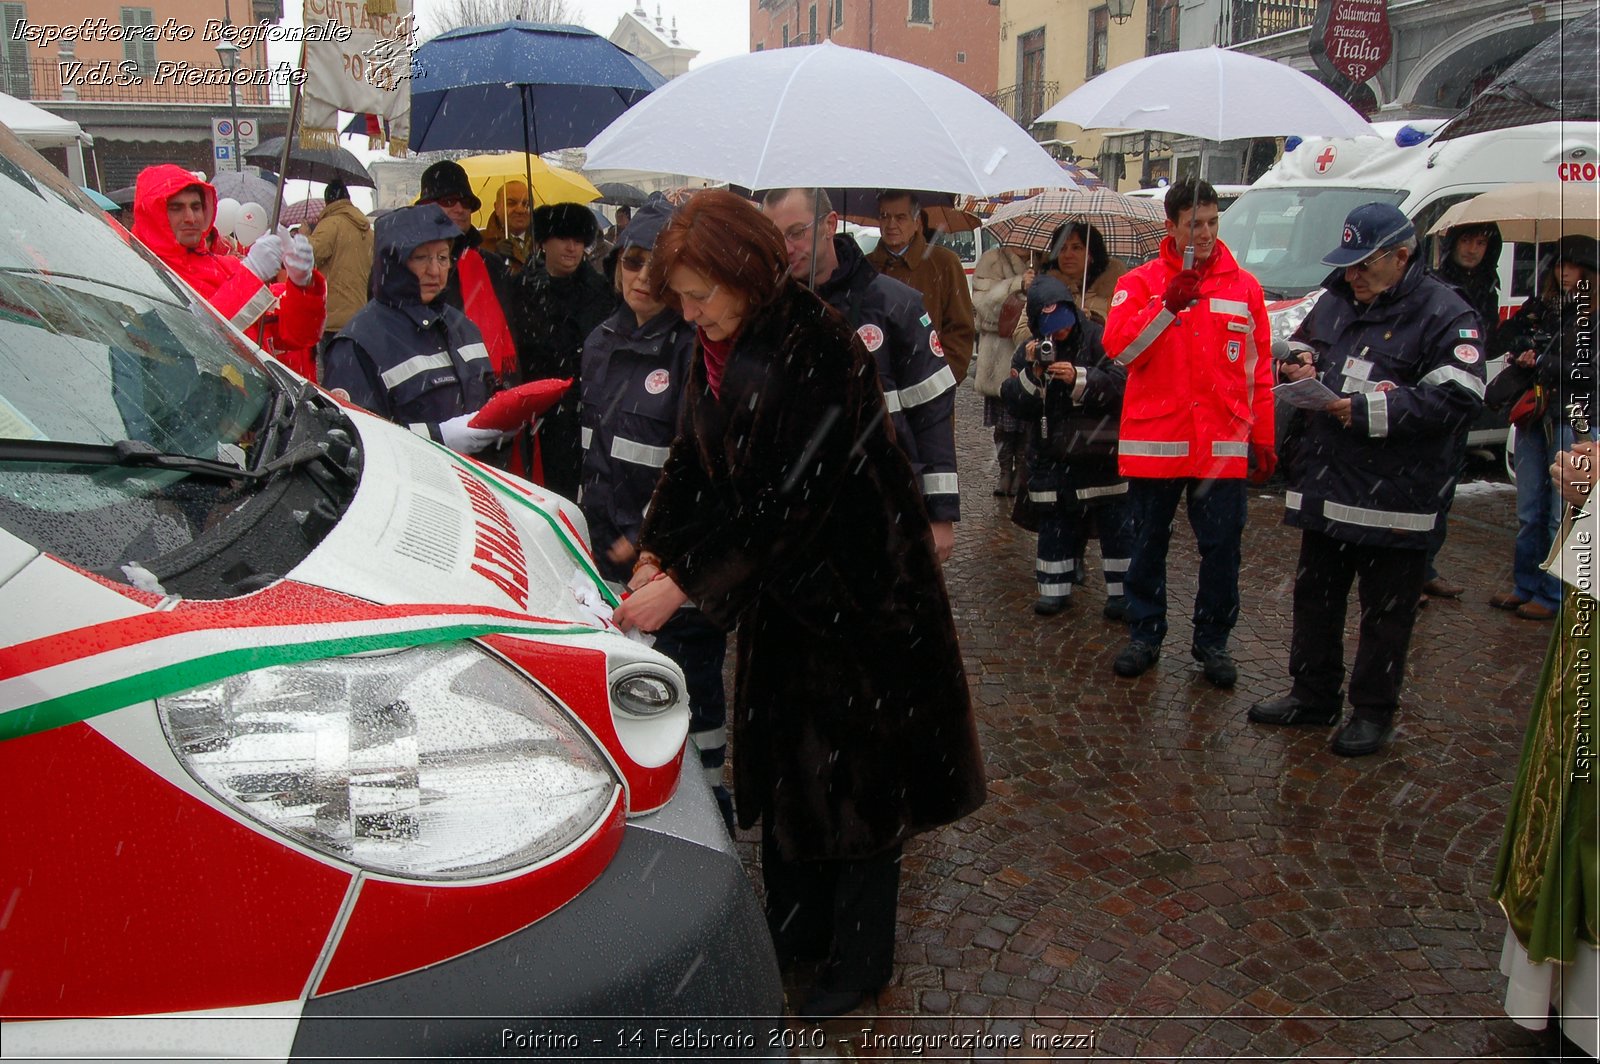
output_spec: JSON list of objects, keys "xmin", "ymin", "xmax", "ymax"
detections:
[
  {"xmin": 1039, "ymin": 301, "xmax": 1077, "ymax": 336},
  {"xmin": 1321, "ymin": 202, "xmax": 1415, "ymax": 268}
]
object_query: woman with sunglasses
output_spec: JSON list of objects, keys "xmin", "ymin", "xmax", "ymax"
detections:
[
  {"xmin": 610, "ymin": 190, "xmax": 984, "ymax": 1019},
  {"xmin": 577, "ymin": 194, "xmax": 734, "ymax": 832}
]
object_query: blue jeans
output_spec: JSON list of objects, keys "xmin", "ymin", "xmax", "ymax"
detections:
[
  {"xmin": 1125, "ymin": 477, "xmax": 1248, "ymax": 650},
  {"xmin": 1512, "ymin": 420, "xmax": 1580, "ymax": 611}
]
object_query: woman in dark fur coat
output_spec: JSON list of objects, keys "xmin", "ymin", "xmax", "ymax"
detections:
[{"xmin": 611, "ymin": 190, "xmax": 985, "ymax": 1018}]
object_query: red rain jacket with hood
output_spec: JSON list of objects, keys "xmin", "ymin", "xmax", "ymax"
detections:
[
  {"xmin": 1102, "ymin": 236, "xmax": 1273, "ymax": 481},
  {"xmin": 132, "ymin": 165, "xmax": 325, "ymax": 372}
]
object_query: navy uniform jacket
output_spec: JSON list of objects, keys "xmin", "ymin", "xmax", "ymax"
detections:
[
  {"xmin": 324, "ymin": 207, "xmax": 496, "ymax": 443},
  {"xmin": 1284, "ymin": 262, "xmax": 1486, "ymax": 549},
  {"xmin": 578, "ymin": 306, "xmax": 695, "ymax": 582},
  {"xmin": 815, "ymin": 235, "xmax": 960, "ymax": 524},
  {"xmin": 999, "ymin": 318, "xmax": 1126, "ymax": 514}
]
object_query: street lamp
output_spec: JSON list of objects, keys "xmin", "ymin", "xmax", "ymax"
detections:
[
  {"xmin": 214, "ymin": 37, "xmax": 242, "ymax": 172},
  {"xmin": 1108, "ymin": 0, "xmax": 1136, "ymax": 24}
]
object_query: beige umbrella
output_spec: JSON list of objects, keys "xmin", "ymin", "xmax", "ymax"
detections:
[{"xmin": 1428, "ymin": 181, "xmax": 1600, "ymax": 243}]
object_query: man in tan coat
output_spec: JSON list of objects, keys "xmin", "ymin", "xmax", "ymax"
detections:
[
  {"xmin": 308, "ymin": 180, "xmax": 374, "ymax": 352},
  {"xmin": 866, "ymin": 189, "xmax": 976, "ymax": 383}
]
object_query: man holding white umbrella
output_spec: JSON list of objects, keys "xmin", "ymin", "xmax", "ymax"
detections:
[{"xmin": 763, "ymin": 188, "xmax": 960, "ymax": 562}]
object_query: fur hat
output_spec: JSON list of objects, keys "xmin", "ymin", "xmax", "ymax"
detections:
[{"xmin": 533, "ymin": 202, "xmax": 599, "ymax": 245}]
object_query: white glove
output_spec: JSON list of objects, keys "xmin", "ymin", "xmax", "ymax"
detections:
[
  {"xmin": 284, "ymin": 233, "xmax": 315, "ymax": 287},
  {"xmin": 439, "ymin": 412, "xmax": 506, "ymax": 454},
  {"xmin": 242, "ymin": 234, "xmax": 284, "ymax": 281}
]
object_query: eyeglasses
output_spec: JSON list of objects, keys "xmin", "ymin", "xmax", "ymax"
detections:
[
  {"xmin": 781, "ymin": 220, "xmax": 817, "ymax": 244},
  {"xmin": 1350, "ymin": 249, "xmax": 1397, "ymax": 274},
  {"xmin": 619, "ymin": 251, "xmax": 651, "ymax": 273},
  {"xmin": 427, "ymin": 194, "xmax": 468, "ymax": 209}
]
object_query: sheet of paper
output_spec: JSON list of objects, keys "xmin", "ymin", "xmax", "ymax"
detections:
[{"xmin": 1273, "ymin": 377, "xmax": 1342, "ymax": 410}]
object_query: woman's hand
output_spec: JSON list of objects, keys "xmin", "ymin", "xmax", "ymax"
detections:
[
  {"xmin": 611, "ymin": 574, "xmax": 688, "ymax": 633},
  {"xmin": 1021, "ymin": 267, "xmax": 1036, "ymax": 290},
  {"xmin": 627, "ymin": 561, "xmax": 661, "ymax": 591}
]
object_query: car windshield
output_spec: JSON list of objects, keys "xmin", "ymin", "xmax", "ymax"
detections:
[
  {"xmin": 0, "ymin": 124, "xmax": 286, "ymax": 575},
  {"xmin": 1219, "ymin": 186, "xmax": 1406, "ymax": 298}
]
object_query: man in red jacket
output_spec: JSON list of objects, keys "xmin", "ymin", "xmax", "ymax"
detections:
[
  {"xmin": 131, "ymin": 165, "xmax": 325, "ymax": 366},
  {"xmin": 1101, "ymin": 177, "xmax": 1275, "ymax": 687}
]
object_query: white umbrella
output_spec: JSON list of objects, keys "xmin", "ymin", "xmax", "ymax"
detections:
[
  {"xmin": 1428, "ymin": 181, "xmax": 1600, "ymax": 243},
  {"xmin": 584, "ymin": 41, "xmax": 1078, "ymax": 197},
  {"xmin": 1035, "ymin": 47, "xmax": 1377, "ymax": 142}
]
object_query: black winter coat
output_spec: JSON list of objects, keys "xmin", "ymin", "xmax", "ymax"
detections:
[
  {"xmin": 1284, "ymin": 262, "xmax": 1486, "ymax": 548},
  {"xmin": 1489, "ymin": 287, "xmax": 1596, "ymax": 429},
  {"xmin": 815, "ymin": 235, "xmax": 960, "ymax": 523},
  {"xmin": 578, "ymin": 307, "xmax": 695, "ymax": 582},
  {"xmin": 324, "ymin": 207, "xmax": 497, "ymax": 444},
  {"xmin": 510, "ymin": 259, "xmax": 619, "ymax": 500},
  {"xmin": 999, "ymin": 319, "xmax": 1126, "ymax": 518},
  {"xmin": 637, "ymin": 279, "xmax": 985, "ymax": 861}
]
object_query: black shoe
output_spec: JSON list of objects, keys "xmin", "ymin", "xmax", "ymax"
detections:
[
  {"xmin": 1102, "ymin": 595, "xmax": 1129, "ymax": 622},
  {"xmin": 798, "ymin": 987, "xmax": 868, "ymax": 1020},
  {"xmin": 1331, "ymin": 716, "xmax": 1394, "ymax": 757},
  {"xmin": 1033, "ymin": 594, "xmax": 1069, "ymax": 615},
  {"xmin": 1113, "ymin": 640, "xmax": 1160, "ymax": 677},
  {"xmin": 1191, "ymin": 645, "xmax": 1237, "ymax": 688},
  {"xmin": 1248, "ymin": 695, "xmax": 1342, "ymax": 727}
]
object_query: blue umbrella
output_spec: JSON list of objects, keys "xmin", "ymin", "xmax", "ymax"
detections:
[{"xmin": 409, "ymin": 21, "xmax": 666, "ymax": 154}]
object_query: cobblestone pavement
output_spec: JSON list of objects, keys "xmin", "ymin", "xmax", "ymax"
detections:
[{"xmin": 737, "ymin": 385, "xmax": 1570, "ymax": 1061}]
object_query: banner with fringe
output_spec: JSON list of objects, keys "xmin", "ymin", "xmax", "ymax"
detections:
[{"xmin": 300, "ymin": 0, "xmax": 412, "ymax": 156}]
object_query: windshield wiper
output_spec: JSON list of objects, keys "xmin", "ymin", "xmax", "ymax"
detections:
[{"xmin": 0, "ymin": 438, "xmax": 264, "ymax": 482}]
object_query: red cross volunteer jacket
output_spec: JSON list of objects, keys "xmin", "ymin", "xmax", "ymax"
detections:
[{"xmin": 1102, "ymin": 237, "xmax": 1274, "ymax": 480}]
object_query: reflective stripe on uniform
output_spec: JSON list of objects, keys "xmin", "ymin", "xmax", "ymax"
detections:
[
  {"xmin": 1421, "ymin": 364, "xmax": 1486, "ymax": 398},
  {"xmin": 1367, "ymin": 389, "xmax": 1389, "ymax": 438},
  {"xmin": 1121, "ymin": 439, "xmax": 1189, "ymax": 457},
  {"xmin": 1037, "ymin": 581, "xmax": 1072, "ymax": 595},
  {"xmin": 229, "ymin": 285, "xmax": 275, "ymax": 330},
  {"xmin": 1019, "ymin": 370, "xmax": 1042, "ymax": 396},
  {"xmin": 407, "ymin": 423, "xmax": 431, "ymax": 438},
  {"xmin": 381, "ymin": 351, "xmax": 453, "ymax": 390},
  {"xmin": 922, "ymin": 472, "xmax": 959, "ymax": 495},
  {"xmin": 1076, "ymin": 482, "xmax": 1129, "ymax": 500},
  {"xmin": 1072, "ymin": 374, "xmax": 1089, "ymax": 403},
  {"xmin": 581, "ymin": 425, "xmax": 593, "ymax": 449},
  {"xmin": 692, "ymin": 724, "xmax": 727, "ymax": 751},
  {"xmin": 1285, "ymin": 490, "xmax": 1436, "ymax": 532},
  {"xmin": 1028, "ymin": 489, "xmax": 1059, "ymax": 503},
  {"xmin": 1114, "ymin": 308, "xmax": 1174, "ymax": 366},
  {"xmin": 610, "ymin": 436, "xmax": 671, "ymax": 468},
  {"xmin": 457, "ymin": 342, "xmax": 490, "ymax": 366},
  {"xmin": 1036, "ymin": 558, "xmax": 1073, "ymax": 574},
  {"xmin": 1210, "ymin": 297, "xmax": 1249, "ymax": 316},
  {"xmin": 883, "ymin": 391, "xmax": 902, "ymax": 414},
  {"xmin": 892, "ymin": 365, "xmax": 957, "ymax": 410},
  {"xmin": 1213, "ymin": 441, "xmax": 1249, "ymax": 458}
]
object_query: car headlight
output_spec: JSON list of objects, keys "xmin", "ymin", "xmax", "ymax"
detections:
[
  {"xmin": 610, "ymin": 665, "xmax": 680, "ymax": 718},
  {"xmin": 1270, "ymin": 289, "xmax": 1322, "ymax": 344},
  {"xmin": 158, "ymin": 642, "xmax": 619, "ymax": 881}
]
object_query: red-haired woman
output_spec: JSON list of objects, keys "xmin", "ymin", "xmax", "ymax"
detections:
[{"xmin": 611, "ymin": 190, "xmax": 985, "ymax": 1018}]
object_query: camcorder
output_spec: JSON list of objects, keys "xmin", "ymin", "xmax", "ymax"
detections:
[{"xmin": 1036, "ymin": 339, "xmax": 1057, "ymax": 366}]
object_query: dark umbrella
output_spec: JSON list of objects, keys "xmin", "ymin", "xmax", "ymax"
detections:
[
  {"xmin": 211, "ymin": 170, "xmax": 279, "ymax": 207},
  {"xmin": 409, "ymin": 21, "xmax": 665, "ymax": 154},
  {"xmin": 595, "ymin": 181, "xmax": 648, "ymax": 208},
  {"xmin": 244, "ymin": 136, "xmax": 374, "ymax": 188},
  {"xmin": 107, "ymin": 184, "xmax": 137, "ymax": 208}
]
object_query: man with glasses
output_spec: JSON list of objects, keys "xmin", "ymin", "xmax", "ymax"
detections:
[
  {"xmin": 761, "ymin": 187, "xmax": 960, "ymax": 562},
  {"xmin": 866, "ymin": 190, "xmax": 976, "ymax": 384},
  {"xmin": 1251, "ymin": 202, "xmax": 1485, "ymax": 757}
]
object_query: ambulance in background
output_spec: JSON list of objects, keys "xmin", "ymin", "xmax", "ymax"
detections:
[{"xmin": 1220, "ymin": 117, "xmax": 1599, "ymax": 454}]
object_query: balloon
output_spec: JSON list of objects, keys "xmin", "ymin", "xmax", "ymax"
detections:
[
  {"xmin": 214, "ymin": 197, "xmax": 241, "ymax": 238},
  {"xmin": 235, "ymin": 202, "xmax": 268, "ymax": 247}
]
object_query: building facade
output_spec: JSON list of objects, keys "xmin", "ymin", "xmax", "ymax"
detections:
[
  {"xmin": 748, "ymin": 0, "xmax": 998, "ymax": 97},
  {"xmin": 993, "ymin": 0, "xmax": 1594, "ymax": 190},
  {"xmin": 0, "ymin": 0, "xmax": 290, "ymax": 188}
]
